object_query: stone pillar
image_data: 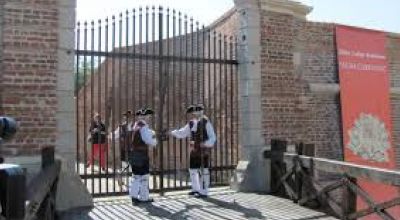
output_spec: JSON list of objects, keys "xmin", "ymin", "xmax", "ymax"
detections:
[
  {"xmin": 55, "ymin": 0, "xmax": 93, "ymax": 212},
  {"xmin": 233, "ymin": 0, "xmax": 268, "ymax": 192},
  {"xmin": 232, "ymin": 0, "xmax": 311, "ymax": 192}
]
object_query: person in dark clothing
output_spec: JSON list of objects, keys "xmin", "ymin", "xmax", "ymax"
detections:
[
  {"xmin": 87, "ymin": 113, "xmax": 107, "ymax": 171},
  {"xmin": 111, "ymin": 110, "xmax": 133, "ymax": 186},
  {"xmin": 112, "ymin": 110, "xmax": 133, "ymax": 165}
]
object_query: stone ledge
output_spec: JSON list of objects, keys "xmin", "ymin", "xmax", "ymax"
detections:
[{"xmin": 260, "ymin": 0, "xmax": 312, "ymax": 20}]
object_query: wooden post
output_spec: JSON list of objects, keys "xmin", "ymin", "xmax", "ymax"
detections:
[
  {"xmin": 342, "ymin": 176, "xmax": 357, "ymax": 219},
  {"xmin": 270, "ymin": 139, "xmax": 287, "ymax": 196},
  {"xmin": 294, "ymin": 142, "xmax": 304, "ymax": 203},
  {"xmin": 41, "ymin": 147, "xmax": 55, "ymax": 169}
]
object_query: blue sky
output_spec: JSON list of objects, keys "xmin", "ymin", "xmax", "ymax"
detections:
[{"xmin": 77, "ymin": 0, "xmax": 399, "ymax": 33}]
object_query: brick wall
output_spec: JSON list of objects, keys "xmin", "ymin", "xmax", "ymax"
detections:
[
  {"xmin": 260, "ymin": 10, "xmax": 302, "ymax": 144},
  {"xmin": 388, "ymin": 35, "xmax": 400, "ymax": 168},
  {"xmin": 0, "ymin": 0, "xmax": 58, "ymax": 155},
  {"xmin": 295, "ymin": 21, "xmax": 343, "ymax": 160}
]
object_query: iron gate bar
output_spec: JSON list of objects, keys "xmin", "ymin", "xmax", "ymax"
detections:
[
  {"xmin": 212, "ymin": 30, "xmax": 217, "ymax": 184},
  {"xmin": 218, "ymin": 33, "xmax": 222, "ymax": 184},
  {"xmin": 75, "ymin": 50, "xmax": 238, "ymax": 64},
  {"xmin": 202, "ymin": 25, "xmax": 206, "ymax": 110},
  {"xmin": 190, "ymin": 18, "xmax": 194, "ymax": 105},
  {"xmin": 184, "ymin": 14, "xmax": 189, "ymax": 187},
  {"xmin": 89, "ymin": 182, "xmax": 231, "ymax": 198},
  {"xmin": 75, "ymin": 23, "xmax": 81, "ymax": 175},
  {"xmin": 124, "ymin": 10, "xmax": 130, "ymax": 191},
  {"xmin": 157, "ymin": 6, "xmax": 165, "ymax": 194},
  {"xmin": 111, "ymin": 15, "xmax": 116, "ymax": 194},
  {"xmin": 224, "ymin": 35, "xmax": 228, "ymax": 182},
  {"xmin": 97, "ymin": 19, "xmax": 103, "ymax": 194},
  {"xmin": 151, "ymin": 6, "xmax": 158, "ymax": 192},
  {"xmin": 131, "ymin": 9, "xmax": 138, "ymax": 190},
  {"xmin": 235, "ymin": 37, "xmax": 239, "ymax": 165},
  {"xmin": 207, "ymin": 28, "xmax": 211, "ymax": 185},
  {"xmin": 146, "ymin": 7, "xmax": 149, "ymax": 108},
  {"xmin": 230, "ymin": 36, "xmax": 234, "ymax": 178},
  {"xmin": 104, "ymin": 17, "xmax": 110, "ymax": 194},
  {"xmin": 139, "ymin": 8, "xmax": 143, "ymax": 107},
  {"xmin": 172, "ymin": 9, "xmax": 177, "ymax": 189},
  {"xmin": 80, "ymin": 166, "xmax": 237, "ymax": 179},
  {"xmin": 166, "ymin": 8, "xmax": 170, "ymax": 190},
  {"xmin": 83, "ymin": 21, "xmax": 88, "ymax": 187},
  {"xmin": 89, "ymin": 20, "xmax": 94, "ymax": 194},
  {"xmin": 178, "ymin": 11, "xmax": 184, "ymax": 188}
]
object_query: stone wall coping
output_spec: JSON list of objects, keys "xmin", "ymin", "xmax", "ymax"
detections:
[{"xmin": 260, "ymin": 0, "xmax": 312, "ymax": 19}]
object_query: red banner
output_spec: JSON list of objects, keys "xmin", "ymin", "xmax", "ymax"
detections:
[{"xmin": 336, "ymin": 25, "xmax": 399, "ymax": 219}]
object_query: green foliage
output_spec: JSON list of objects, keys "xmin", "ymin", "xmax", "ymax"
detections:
[{"xmin": 74, "ymin": 59, "xmax": 97, "ymax": 91}]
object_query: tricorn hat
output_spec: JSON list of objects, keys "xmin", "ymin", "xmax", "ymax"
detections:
[
  {"xmin": 136, "ymin": 108, "xmax": 154, "ymax": 116},
  {"xmin": 186, "ymin": 104, "xmax": 204, "ymax": 114}
]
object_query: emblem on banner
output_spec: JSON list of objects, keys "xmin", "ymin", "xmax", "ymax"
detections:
[{"xmin": 347, "ymin": 113, "xmax": 390, "ymax": 162}]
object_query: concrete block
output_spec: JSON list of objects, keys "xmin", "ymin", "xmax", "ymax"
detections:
[
  {"xmin": 230, "ymin": 160, "xmax": 249, "ymax": 191},
  {"xmin": 231, "ymin": 144, "xmax": 270, "ymax": 192},
  {"xmin": 241, "ymin": 112, "xmax": 263, "ymax": 129},
  {"xmin": 239, "ymin": 95, "xmax": 263, "ymax": 113},
  {"xmin": 57, "ymin": 111, "xmax": 75, "ymax": 129},
  {"xmin": 239, "ymin": 79, "xmax": 262, "ymax": 97},
  {"xmin": 56, "ymin": 156, "xmax": 93, "ymax": 212},
  {"xmin": 237, "ymin": 47, "xmax": 261, "ymax": 64},
  {"xmin": 293, "ymin": 51, "xmax": 302, "ymax": 66},
  {"xmin": 58, "ymin": 0, "xmax": 77, "ymax": 8},
  {"xmin": 57, "ymin": 90, "xmax": 75, "ymax": 112},
  {"xmin": 238, "ymin": 63, "xmax": 261, "ymax": 80},
  {"xmin": 240, "ymin": 128, "xmax": 265, "ymax": 147},
  {"xmin": 58, "ymin": 28, "xmax": 75, "ymax": 50},
  {"xmin": 58, "ymin": 6, "xmax": 76, "ymax": 29},
  {"xmin": 58, "ymin": 49, "xmax": 74, "ymax": 72},
  {"xmin": 234, "ymin": 0, "xmax": 259, "ymax": 10},
  {"xmin": 57, "ymin": 70, "xmax": 74, "ymax": 91},
  {"xmin": 237, "ymin": 8, "xmax": 260, "ymax": 29}
]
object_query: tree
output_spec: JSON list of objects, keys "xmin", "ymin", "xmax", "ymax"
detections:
[{"xmin": 74, "ymin": 59, "xmax": 97, "ymax": 92}]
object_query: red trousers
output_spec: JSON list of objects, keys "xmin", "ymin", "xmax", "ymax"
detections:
[{"xmin": 87, "ymin": 143, "xmax": 107, "ymax": 169}]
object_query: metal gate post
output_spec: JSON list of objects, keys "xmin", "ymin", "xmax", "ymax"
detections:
[{"xmin": 157, "ymin": 6, "xmax": 165, "ymax": 195}]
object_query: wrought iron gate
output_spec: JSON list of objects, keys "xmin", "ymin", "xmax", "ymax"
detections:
[{"xmin": 75, "ymin": 6, "xmax": 239, "ymax": 197}]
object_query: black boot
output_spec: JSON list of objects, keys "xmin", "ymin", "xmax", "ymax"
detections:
[
  {"xmin": 131, "ymin": 197, "xmax": 140, "ymax": 205},
  {"xmin": 188, "ymin": 191, "xmax": 198, "ymax": 196},
  {"xmin": 139, "ymin": 198, "xmax": 154, "ymax": 203}
]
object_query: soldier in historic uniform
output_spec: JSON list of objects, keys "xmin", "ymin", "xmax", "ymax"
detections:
[
  {"xmin": 111, "ymin": 110, "xmax": 133, "ymax": 186},
  {"xmin": 169, "ymin": 104, "xmax": 216, "ymax": 197},
  {"xmin": 129, "ymin": 108, "xmax": 157, "ymax": 204}
]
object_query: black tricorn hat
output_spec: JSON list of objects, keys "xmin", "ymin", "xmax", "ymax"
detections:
[
  {"xmin": 186, "ymin": 105, "xmax": 197, "ymax": 114},
  {"xmin": 136, "ymin": 108, "xmax": 154, "ymax": 116},
  {"xmin": 186, "ymin": 104, "xmax": 204, "ymax": 114},
  {"xmin": 195, "ymin": 104, "xmax": 204, "ymax": 111}
]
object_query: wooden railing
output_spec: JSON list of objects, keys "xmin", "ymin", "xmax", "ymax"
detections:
[
  {"xmin": 267, "ymin": 140, "xmax": 400, "ymax": 220},
  {"xmin": 24, "ymin": 147, "xmax": 61, "ymax": 220},
  {"xmin": 0, "ymin": 147, "xmax": 61, "ymax": 220}
]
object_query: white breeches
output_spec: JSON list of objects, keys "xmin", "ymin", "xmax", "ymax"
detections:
[
  {"xmin": 189, "ymin": 168, "xmax": 210, "ymax": 195},
  {"xmin": 129, "ymin": 174, "xmax": 150, "ymax": 201}
]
